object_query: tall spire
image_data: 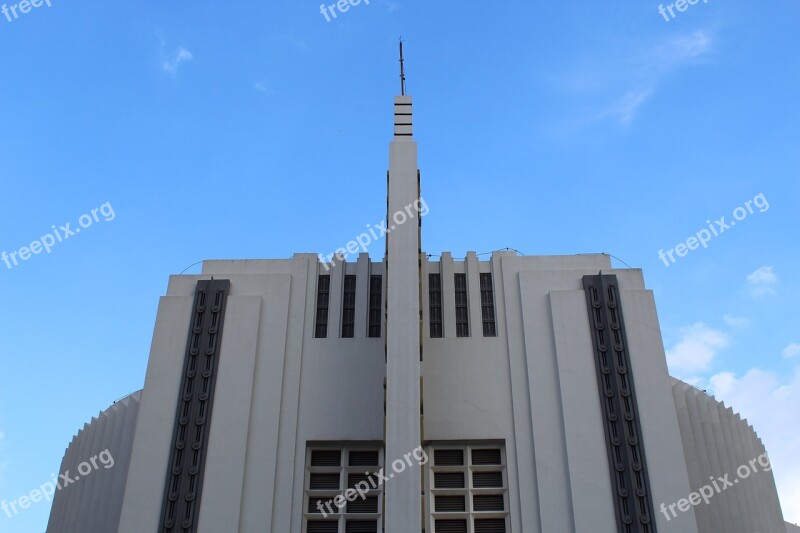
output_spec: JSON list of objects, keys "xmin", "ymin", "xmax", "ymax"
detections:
[
  {"xmin": 399, "ymin": 38, "xmax": 406, "ymax": 96},
  {"xmin": 384, "ymin": 43, "xmax": 421, "ymax": 532}
]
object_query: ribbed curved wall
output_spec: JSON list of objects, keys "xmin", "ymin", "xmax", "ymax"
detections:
[
  {"xmin": 46, "ymin": 390, "xmax": 142, "ymax": 533},
  {"xmin": 671, "ymin": 378, "xmax": 786, "ymax": 533}
]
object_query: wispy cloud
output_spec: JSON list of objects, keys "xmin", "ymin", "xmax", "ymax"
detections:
[
  {"xmin": 595, "ymin": 30, "xmax": 713, "ymax": 124},
  {"xmin": 783, "ymin": 343, "xmax": 800, "ymax": 359},
  {"xmin": 162, "ymin": 47, "xmax": 193, "ymax": 75},
  {"xmin": 723, "ymin": 314, "xmax": 750, "ymax": 328},
  {"xmin": 600, "ymin": 88, "xmax": 655, "ymax": 124},
  {"xmin": 655, "ymin": 30, "xmax": 712, "ymax": 64},
  {"xmin": 747, "ymin": 265, "xmax": 778, "ymax": 298},
  {"xmin": 254, "ymin": 81, "xmax": 273, "ymax": 95},
  {"xmin": 666, "ymin": 322, "xmax": 730, "ymax": 374}
]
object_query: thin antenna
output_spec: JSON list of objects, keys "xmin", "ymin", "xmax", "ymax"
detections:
[{"xmin": 399, "ymin": 38, "xmax": 406, "ymax": 95}]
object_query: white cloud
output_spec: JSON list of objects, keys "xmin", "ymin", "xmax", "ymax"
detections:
[
  {"xmin": 783, "ymin": 343, "xmax": 800, "ymax": 359},
  {"xmin": 254, "ymin": 81, "xmax": 273, "ymax": 95},
  {"xmin": 655, "ymin": 30, "xmax": 711, "ymax": 64},
  {"xmin": 723, "ymin": 314, "xmax": 750, "ymax": 328},
  {"xmin": 748, "ymin": 265, "xmax": 777, "ymax": 284},
  {"xmin": 599, "ymin": 30, "xmax": 712, "ymax": 124},
  {"xmin": 747, "ymin": 265, "xmax": 778, "ymax": 297},
  {"xmin": 708, "ymin": 365, "xmax": 800, "ymax": 523},
  {"xmin": 601, "ymin": 88, "xmax": 655, "ymax": 124},
  {"xmin": 666, "ymin": 322, "xmax": 730, "ymax": 375},
  {"xmin": 162, "ymin": 47, "xmax": 193, "ymax": 75}
]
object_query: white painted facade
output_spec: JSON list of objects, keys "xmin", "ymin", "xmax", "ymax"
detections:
[
  {"xmin": 671, "ymin": 378, "xmax": 787, "ymax": 532},
  {"xmin": 47, "ymin": 90, "xmax": 792, "ymax": 532}
]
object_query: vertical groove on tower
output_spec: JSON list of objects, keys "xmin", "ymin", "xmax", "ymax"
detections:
[
  {"xmin": 583, "ymin": 274, "xmax": 657, "ymax": 533},
  {"xmin": 160, "ymin": 279, "xmax": 230, "ymax": 533}
]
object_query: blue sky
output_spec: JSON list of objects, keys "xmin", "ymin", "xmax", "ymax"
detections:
[{"xmin": 1, "ymin": 0, "xmax": 798, "ymax": 530}]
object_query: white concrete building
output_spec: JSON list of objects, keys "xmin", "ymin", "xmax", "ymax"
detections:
[{"xmin": 46, "ymin": 83, "xmax": 792, "ymax": 533}]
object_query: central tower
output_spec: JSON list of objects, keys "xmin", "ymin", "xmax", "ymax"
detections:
[{"xmin": 383, "ymin": 45, "xmax": 423, "ymax": 532}]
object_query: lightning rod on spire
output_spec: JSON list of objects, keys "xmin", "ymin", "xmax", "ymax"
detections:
[{"xmin": 399, "ymin": 38, "xmax": 406, "ymax": 96}]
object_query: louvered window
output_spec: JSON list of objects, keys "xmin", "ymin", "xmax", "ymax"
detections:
[
  {"xmin": 475, "ymin": 519, "xmax": 507, "ymax": 533},
  {"xmin": 347, "ymin": 497, "xmax": 379, "ymax": 514},
  {"xmin": 454, "ymin": 274, "xmax": 469, "ymax": 337},
  {"xmin": 349, "ymin": 450, "xmax": 379, "ymax": 466},
  {"xmin": 429, "ymin": 273, "xmax": 443, "ymax": 337},
  {"xmin": 368, "ymin": 275, "xmax": 382, "ymax": 338},
  {"xmin": 471, "ymin": 449, "xmax": 501, "ymax": 465},
  {"xmin": 342, "ymin": 275, "xmax": 357, "ymax": 338},
  {"xmin": 473, "ymin": 495, "xmax": 505, "ymax": 511},
  {"xmin": 434, "ymin": 449, "xmax": 464, "ymax": 466},
  {"xmin": 310, "ymin": 473, "xmax": 341, "ymax": 490},
  {"xmin": 305, "ymin": 444, "xmax": 383, "ymax": 533},
  {"xmin": 427, "ymin": 444, "xmax": 508, "ymax": 533},
  {"xmin": 315, "ymin": 275, "xmax": 330, "ymax": 338},
  {"xmin": 435, "ymin": 496, "xmax": 466, "ymax": 512},
  {"xmin": 434, "ymin": 472, "xmax": 465, "ymax": 488},
  {"xmin": 307, "ymin": 521, "xmax": 338, "ymax": 533},
  {"xmin": 435, "ymin": 520, "xmax": 467, "ymax": 533},
  {"xmin": 345, "ymin": 521, "xmax": 378, "ymax": 533},
  {"xmin": 472, "ymin": 472, "xmax": 503, "ymax": 488},
  {"xmin": 312, "ymin": 450, "xmax": 342, "ymax": 467},
  {"xmin": 480, "ymin": 273, "xmax": 496, "ymax": 337}
]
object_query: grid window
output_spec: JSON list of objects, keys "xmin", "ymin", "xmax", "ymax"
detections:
[
  {"xmin": 368, "ymin": 275, "xmax": 382, "ymax": 338},
  {"xmin": 304, "ymin": 444, "xmax": 383, "ymax": 533},
  {"xmin": 479, "ymin": 273, "xmax": 497, "ymax": 337},
  {"xmin": 341, "ymin": 275, "xmax": 357, "ymax": 338},
  {"xmin": 429, "ymin": 273, "xmax": 443, "ymax": 338},
  {"xmin": 315, "ymin": 275, "xmax": 331, "ymax": 338},
  {"xmin": 427, "ymin": 443, "xmax": 509, "ymax": 533},
  {"xmin": 454, "ymin": 274, "xmax": 469, "ymax": 337}
]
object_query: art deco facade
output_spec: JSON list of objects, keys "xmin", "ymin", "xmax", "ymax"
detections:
[{"xmin": 46, "ymin": 89, "xmax": 793, "ymax": 533}]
